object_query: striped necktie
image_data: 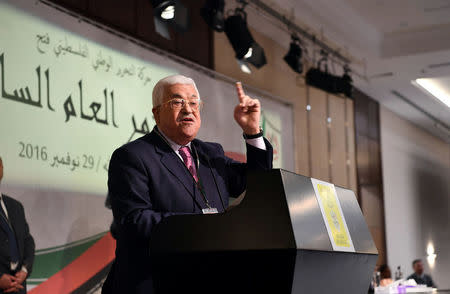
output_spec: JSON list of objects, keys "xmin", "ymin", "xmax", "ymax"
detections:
[{"xmin": 178, "ymin": 146, "xmax": 198, "ymax": 182}]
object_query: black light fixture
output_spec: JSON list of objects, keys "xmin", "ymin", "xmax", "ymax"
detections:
[
  {"xmin": 339, "ymin": 64, "xmax": 353, "ymax": 98},
  {"xmin": 305, "ymin": 52, "xmax": 353, "ymax": 97},
  {"xmin": 306, "ymin": 51, "xmax": 332, "ymax": 92},
  {"xmin": 151, "ymin": 0, "xmax": 189, "ymax": 39},
  {"xmin": 224, "ymin": 8, "xmax": 266, "ymax": 72},
  {"xmin": 284, "ymin": 35, "xmax": 303, "ymax": 74},
  {"xmin": 201, "ymin": 0, "xmax": 225, "ymax": 32}
]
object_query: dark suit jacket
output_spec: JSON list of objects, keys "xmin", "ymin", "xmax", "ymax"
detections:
[
  {"xmin": 407, "ymin": 273, "xmax": 436, "ymax": 288},
  {"xmin": 102, "ymin": 129, "xmax": 273, "ymax": 294},
  {"xmin": 0, "ymin": 195, "xmax": 35, "ymax": 294}
]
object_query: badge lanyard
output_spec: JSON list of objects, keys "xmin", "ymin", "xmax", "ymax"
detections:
[{"xmin": 154, "ymin": 128, "xmax": 215, "ymax": 211}]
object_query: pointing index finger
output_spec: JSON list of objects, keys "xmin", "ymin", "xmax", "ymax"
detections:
[{"xmin": 236, "ymin": 81, "xmax": 245, "ymax": 103}]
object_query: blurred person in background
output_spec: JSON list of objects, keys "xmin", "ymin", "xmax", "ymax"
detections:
[
  {"xmin": 407, "ymin": 259, "xmax": 436, "ymax": 288},
  {"xmin": 378, "ymin": 264, "xmax": 393, "ymax": 286},
  {"xmin": 0, "ymin": 157, "xmax": 35, "ymax": 294}
]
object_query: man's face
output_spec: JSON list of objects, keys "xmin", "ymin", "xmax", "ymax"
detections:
[
  {"xmin": 152, "ymin": 83, "xmax": 201, "ymax": 145},
  {"xmin": 413, "ymin": 261, "xmax": 424, "ymax": 275},
  {"xmin": 0, "ymin": 157, "xmax": 3, "ymax": 182}
]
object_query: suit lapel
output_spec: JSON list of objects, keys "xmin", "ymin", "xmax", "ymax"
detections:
[
  {"xmin": 5, "ymin": 199, "xmax": 18, "ymax": 232},
  {"xmin": 1, "ymin": 196, "xmax": 23, "ymax": 259},
  {"xmin": 0, "ymin": 210, "xmax": 10, "ymax": 234},
  {"xmin": 0, "ymin": 196, "xmax": 15, "ymax": 234},
  {"xmin": 147, "ymin": 130, "xmax": 198, "ymax": 202},
  {"xmin": 0, "ymin": 195, "xmax": 12, "ymax": 232}
]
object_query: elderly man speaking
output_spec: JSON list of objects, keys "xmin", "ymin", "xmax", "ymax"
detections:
[{"xmin": 102, "ymin": 75, "xmax": 273, "ymax": 294}]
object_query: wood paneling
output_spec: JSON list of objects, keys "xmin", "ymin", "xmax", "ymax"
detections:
[
  {"xmin": 354, "ymin": 94, "xmax": 368, "ymax": 136},
  {"xmin": 361, "ymin": 186, "xmax": 384, "ymax": 227},
  {"xmin": 356, "ymin": 134, "xmax": 369, "ymax": 186},
  {"xmin": 346, "ymin": 99, "xmax": 358, "ymax": 194},
  {"xmin": 329, "ymin": 94, "xmax": 347, "ymax": 187},
  {"xmin": 309, "ymin": 87, "xmax": 330, "ymax": 181},
  {"xmin": 88, "ymin": 0, "xmax": 136, "ymax": 34},
  {"xmin": 368, "ymin": 138, "xmax": 381, "ymax": 184},
  {"xmin": 296, "ymin": 86, "xmax": 310, "ymax": 176},
  {"xmin": 369, "ymin": 226, "xmax": 387, "ymax": 265},
  {"xmin": 353, "ymin": 88, "xmax": 386, "ymax": 266},
  {"xmin": 53, "ymin": 0, "xmax": 88, "ymax": 12},
  {"xmin": 368, "ymin": 100, "xmax": 380, "ymax": 140},
  {"xmin": 174, "ymin": 0, "xmax": 212, "ymax": 67}
]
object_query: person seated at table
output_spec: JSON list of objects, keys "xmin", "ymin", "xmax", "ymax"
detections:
[
  {"xmin": 407, "ymin": 259, "xmax": 436, "ymax": 288},
  {"xmin": 378, "ymin": 264, "xmax": 393, "ymax": 286}
]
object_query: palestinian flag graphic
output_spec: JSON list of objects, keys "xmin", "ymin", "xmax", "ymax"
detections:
[{"xmin": 28, "ymin": 232, "xmax": 115, "ymax": 294}]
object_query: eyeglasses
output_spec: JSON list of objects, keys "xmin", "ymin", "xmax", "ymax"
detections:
[{"xmin": 162, "ymin": 98, "xmax": 203, "ymax": 111}]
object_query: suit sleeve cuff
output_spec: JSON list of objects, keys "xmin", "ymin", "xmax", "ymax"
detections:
[{"xmin": 245, "ymin": 137, "xmax": 266, "ymax": 150}]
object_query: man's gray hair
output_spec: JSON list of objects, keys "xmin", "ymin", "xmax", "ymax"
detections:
[{"xmin": 152, "ymin": 74, "xmax": 200, "ymax": 108}]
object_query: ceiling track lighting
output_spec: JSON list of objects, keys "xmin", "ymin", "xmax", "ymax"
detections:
[
  {"xmin": 284, "ymin": 34, "xmax": 303, "ymax": 74},
  {"xmin": 306, "ymin": 53, "xmax": 353, "ymax": 98},
  {"xmin": 147, "ymin": 0, "xmax": 353, "ymax": 81}
]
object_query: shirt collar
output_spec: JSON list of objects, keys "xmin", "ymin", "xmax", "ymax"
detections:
[
  {"xmin": 156, "ymin": 126, "xmax": 191, "ymax": 152},
  {"xmin": 0, "ymin": 188, "xmax": 4, "ymax": 207}
]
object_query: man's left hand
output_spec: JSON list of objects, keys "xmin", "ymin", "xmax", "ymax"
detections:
[
  {"xmin": 14, "ymin": 271, "xmax": 27, "ymax": 285},
  {"xmin": 234, "ymin": 82, "xmax": 261, "ymax": 135}
]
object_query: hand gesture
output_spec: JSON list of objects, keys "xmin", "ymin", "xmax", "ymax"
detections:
[{"xmin": 233, "ymin": 82, "xmax": 261, "ymax": 135}]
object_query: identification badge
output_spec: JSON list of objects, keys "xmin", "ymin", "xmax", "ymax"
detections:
[{"xmin": 202, "ymin": 207, "xmax": 218, "ymax": 214}]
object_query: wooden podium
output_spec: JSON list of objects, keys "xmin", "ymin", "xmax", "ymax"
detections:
[{"xmin": 150, "ymin": 169, "xmax": 378, "ymax": 294}]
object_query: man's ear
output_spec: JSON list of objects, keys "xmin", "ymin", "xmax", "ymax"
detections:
[{"xmin": 152, "ymin": 107, "xmax": 160, "ymax": 124}]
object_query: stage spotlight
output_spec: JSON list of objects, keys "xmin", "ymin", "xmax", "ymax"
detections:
[
  {"xmin": 305, "ymin": 63, "xmax": 353, "ymax": 98},
  {"xmin": 152, "ymin": 1, "xmax": 176, "ymax": 19},
  {"xmin": 201, "ymin": 0, "xmax": 225, "ymax": 32},
  {"xmin": 284, "ymin": 35, "xmax": 303, "ymax": 74},
  {"xmin": 306, "ymin": 67, "xmax": 333, "ymax": 93},
  {"xmin": 151, "ymin": 0, "xmax": 189, "ymax": 39},
  {"xmin": 224, "ymin": 10, "xmax": 266, "ymax": 71}
]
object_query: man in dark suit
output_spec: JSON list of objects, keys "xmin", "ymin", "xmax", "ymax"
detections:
[
  {"xmin": 0, "ymin": 157, "xmax": 35, "ymax": 294},
  {"xmin": 407, "ymin": 259, "xmax": 436, "ymax": 288},
  {"xmin": 102, "ymin": 75, "xmax": 273, "ymax": 294}
]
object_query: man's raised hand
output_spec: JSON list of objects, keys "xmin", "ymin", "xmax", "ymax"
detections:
[{"xmin": 233, "ymin": 82, "xmax": 261, "ymax": 135}]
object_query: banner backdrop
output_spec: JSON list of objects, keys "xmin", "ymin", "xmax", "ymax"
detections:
[{"xmin": 0, "ymin": 0, "xmax": 294, "ymax": 292}]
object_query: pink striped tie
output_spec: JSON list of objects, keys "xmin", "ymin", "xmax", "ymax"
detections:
[{"xmin": 179, "ymin": 146, "xmax": 198, "ymax": 182}]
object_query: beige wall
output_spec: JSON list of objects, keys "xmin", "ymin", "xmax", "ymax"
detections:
[
  {"xmin": 214, "ymin": 28, "xmax": 357, "ymax": 192},
  {"xmin": 381, "ymin": 107, "xmax": 450, "ymax": 288}
]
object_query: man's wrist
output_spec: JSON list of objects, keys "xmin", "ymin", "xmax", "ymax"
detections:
[{"xmin": 243, "ymin": 127, "xmax": 263, "ymax": 139}]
